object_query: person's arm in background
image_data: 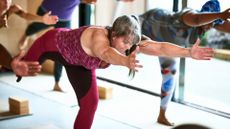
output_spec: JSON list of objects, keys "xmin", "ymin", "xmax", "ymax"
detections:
[
  {"xmin": 214, "ymin": 20, "xmax": 230, "ymax": 33},
  {"xmin": 182, "ymin": 8, "xmax": 230, "ymax": 27},
  {"xmin": 6, "ymin": 4, "xmax": 58, "ymax": 25},
  {"xmin": 138, "ymin": 38, "xmax": 214, "ymax": 60}
]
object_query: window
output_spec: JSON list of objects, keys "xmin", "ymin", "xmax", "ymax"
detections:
[
  {"xmin": 183, "ymin": 0, "xmax": 230, "ymax": 114},
  {"xmin": 97, "ymin": 0, "xmax": 230, "ymax": 115}
]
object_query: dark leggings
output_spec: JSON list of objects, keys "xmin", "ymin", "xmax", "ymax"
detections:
[
  {"xmin": 23, "ymin": 29, "xmax": 98, "ymax": 129},
  {"xmin": 25, "ymin": 6, "xmax": 71, "ymax": 83}
]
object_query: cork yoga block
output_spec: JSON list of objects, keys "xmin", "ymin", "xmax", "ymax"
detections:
[
  {"xmin": 8, "ymin": 96, "xmax": 29, "ymax": 115},
  {"xmin": 98, "ymin": 85, "xmax": 113, "ymax": 99}
]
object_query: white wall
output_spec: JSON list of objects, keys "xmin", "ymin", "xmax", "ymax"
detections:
[
  {"xmin": 95, "ymin": 0, "xmax": 146, "ymax": 26},
  {"xmin": 0, "ymin": 0, "xmax": 31, "ymax": 55},
  {"xmin": 146, "ymin": 0, "xmax": 175, "ymax": 11},
  {"xmin": 1, "ymin": 0, "xmax": 146, "ymax": 55},
  {"xmin": 187, "ymin": 0, "xmax": 230, "ymax": 11}
]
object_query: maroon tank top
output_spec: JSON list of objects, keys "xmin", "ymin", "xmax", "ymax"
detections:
[{"xmin": 55, "ymin": 26, "xmax": 110, "ymax": 69}]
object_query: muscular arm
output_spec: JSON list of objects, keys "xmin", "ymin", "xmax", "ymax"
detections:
[
  {"xmin": 89, "ymin": 29, "xmax": 141, "ymax": 70},
  {"xmin": 91, "ymin": 30, "xmax": 129, "ymax": 67},
  {"xmin": 139, "ymin": 40, "xmax": 191, "ymax": 57},
  {"xmin": 139, "ymin": 39, "xmax": 214, "ymax": 60}
]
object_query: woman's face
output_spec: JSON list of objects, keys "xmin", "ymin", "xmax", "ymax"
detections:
[
  {"xmin": 111, "ymin": 35, "xmax": 134, "ymax": 54},
  {"xmin": 0, "ymin": 0, "xmax": 11, "ymax": 14}
]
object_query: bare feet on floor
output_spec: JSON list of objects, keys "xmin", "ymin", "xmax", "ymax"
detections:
[
  {"xmin": 53, "ymin": 83, "xmax": 64, "ymax": 92},
  {"xmin": 157, "ymin": 116, "xmax": 174, "ymax": 126}
]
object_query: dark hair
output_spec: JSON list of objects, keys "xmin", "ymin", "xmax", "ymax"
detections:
[{"xmin": 173, "ymin": 124, "xmax": 211, "ymax": 129}]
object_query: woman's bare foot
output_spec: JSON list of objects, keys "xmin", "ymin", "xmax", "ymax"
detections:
[
  {"xmin": 157, "ymin": 116, "xmax": 174, "ymax": 126},
  {"xmin": 157, "ymin": 108, "xmax": 174, "ymax": 126},
  {"xmin": 53, "ymin": 82, "xmax": 64, "ymax": 92}
]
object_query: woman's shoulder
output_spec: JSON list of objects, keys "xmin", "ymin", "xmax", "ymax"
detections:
[
  {"xmin": 87, "ymin": 26, "xmax": 106, "ymax": 31},
  {"xmin": 88, "ymin": 26, "xmax": 107, "ymax": 37},
  {"xmin": 81, "ymin": 26, "xmax": 108, "ymax": 42}
]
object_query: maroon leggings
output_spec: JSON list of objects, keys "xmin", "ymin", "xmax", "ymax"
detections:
[{"xmin": 24, "ymin": 29, "xmax": 99, "ymax": 129}]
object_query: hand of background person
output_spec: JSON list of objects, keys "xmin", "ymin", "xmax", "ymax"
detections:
[
  {"xmin": 190, "ymin": 39, "xmax": 214, "ymax": 60},
  {"xmin": 11, "ymin": 51, "xmax": 42, "ymax": 76},
  {"xmin": 221, "ymin": 8, "xmax": 230, "ymax": 21},
  {"xmin": 127, "ymin": 45, "xmax": 142, "ymax": 72},
  {"xmin": 81, "ymin": 0, "xmax": 97, "ymax": 4},
  {"xmin": 0, "ymin": 15, "xmax": 8, "ymax": 28},
  {"xmin": 42, "ymin": 11, "xmax": 58, "ymax": 25}
]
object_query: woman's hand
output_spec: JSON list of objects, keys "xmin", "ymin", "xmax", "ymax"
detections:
[
  {"xmin": 190, "ymin": 39, "xmax": 214, "ymax": 60},
  {"xmin": 127, "ymin": 46, "xmax": 143, "ymax": 71},
  {"xmin": 11, "ymin": 51, "xmax": 42, "ymax": 76},
  {"xmin": 42, "ymin": 11, "xmax": 59, "ymax": 25}
]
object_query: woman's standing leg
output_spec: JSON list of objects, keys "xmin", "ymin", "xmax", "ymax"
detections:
[{"xmin": 65, "ymin": 66, "xmax": 98, "ymax": 129}]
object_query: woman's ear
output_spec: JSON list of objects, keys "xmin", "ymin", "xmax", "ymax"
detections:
[
  {"xmin": 111, "ymin": 32, "xmax": 116, "ymax": 40},
  {"xmin": 111, "ymin": 31, "xmax": 116, "ymax": 37}
]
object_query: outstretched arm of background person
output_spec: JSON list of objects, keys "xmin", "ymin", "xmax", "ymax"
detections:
[
  {"xmin": 7, "ymin": 4, "xmax": 58, "ymax": 25},
  {"xmin": 214, "ymin": 21, "xmax": 230, "ymax": 33},
  {"xmin": 11, "ymin": 51, "xmax": 42, "ymax": 76},
  {"xmin": 138, "ymin": 39, "xmax": 214, "ymax": 60},
  {"xmin": 182, "ymin": 8, "xmax": 230, "ymax": 27}
]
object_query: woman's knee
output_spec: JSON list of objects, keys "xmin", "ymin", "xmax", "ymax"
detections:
[{"xmin": 79, "ymin": 96, "xmax": 98, "ymax": 112}]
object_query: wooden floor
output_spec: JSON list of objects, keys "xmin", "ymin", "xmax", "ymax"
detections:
[{"xmin": 0, "ymin": 73, "xmax": 230, "ymax": 129}]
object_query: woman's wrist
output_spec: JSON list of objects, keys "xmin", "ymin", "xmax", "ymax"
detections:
[{"xmin": 188, "ymin": 48, "xmax": 192, "ymax": 58}]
